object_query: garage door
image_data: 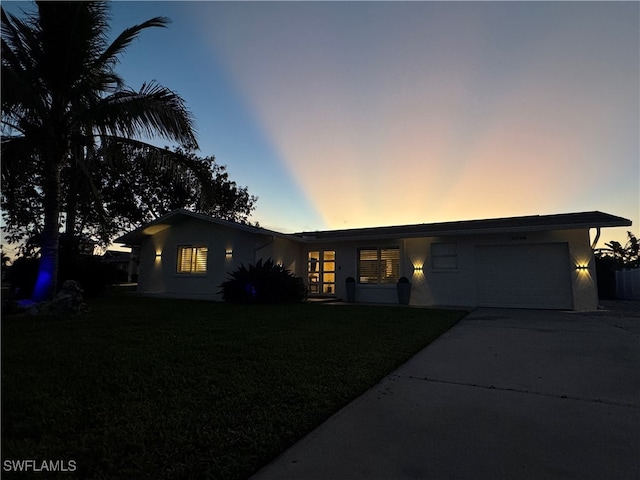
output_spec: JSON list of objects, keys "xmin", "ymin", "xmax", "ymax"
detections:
[{"xmin": 476, "ymin": 243, "xmax": 573, "ymax": 309}]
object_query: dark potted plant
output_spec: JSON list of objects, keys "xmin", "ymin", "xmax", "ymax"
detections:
[
  {"xmin": 346, "ymin": 276, "xmax": 356, "ymax": 303},
  {"xmin": 397, "ymin": 276, "xmax": 411, "ymax": 305}
]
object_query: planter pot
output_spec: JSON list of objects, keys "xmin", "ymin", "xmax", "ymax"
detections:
[
  {"xmin": 397, "ymin": 281, "xmax": 411, "ymax": 305},
  {"xmin": 346, "ymin": 277, "xmax": 356, "ymax": 303}
]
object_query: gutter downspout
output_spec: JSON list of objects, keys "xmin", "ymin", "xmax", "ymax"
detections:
[
  {"xmin": 590, "ymin": 227, "xmax": 601, "ymax": 307},
  {"xmin": 591, "ymin": 227, "xmax": 601, "ymax": 250}
]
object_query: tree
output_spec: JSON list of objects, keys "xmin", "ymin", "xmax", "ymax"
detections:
[
  {"xmin": 2, "ymin": 144, "xmax": 258, "ymax": 257},
  {"xmin": 2, "ymin": 2, "xmax": 199, "ymax": 301},
  {"xmin": 66, "ymin": 146, "xmax": 257, "ymax": 242},
  {"xmin": 98, "ymin": 147, "xmax": 257, "ymax": 226},
  {"xmin": 1, "ymin": 245, "xmax": 11, "ymax": 277},
  {"xmin": 593, "ymin": 231, "xmax": 639, "ymax": 299},
  {"xmin": 594, "ymin": 231, "xmax": 640, "ymax": 269}
]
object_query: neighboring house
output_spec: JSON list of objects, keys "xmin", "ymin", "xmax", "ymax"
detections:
[
  {"xmin": 115, "ymin": 210, "xmax": 631, "ymax": 311},
  {"xmin": 101, "ymin": 250, "xmax": 137, "ymax": 283}
]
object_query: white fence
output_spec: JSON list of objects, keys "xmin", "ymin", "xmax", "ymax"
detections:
[{"xmin": 616, "ymin": 268, "xmax": 640, "ymax": 300}]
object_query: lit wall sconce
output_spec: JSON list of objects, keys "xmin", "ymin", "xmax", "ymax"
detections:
[
  {"xmin": 225, "ymin": 249, "xmax": 233, "ymax": 258},
  {"xmin": 576, "ymin": 265, "xmax": 589, "ymax": 271},
  {"xmin": 155, "ymin": 252, "xmax": 162, "ymax": 259},
  {"xmin": 413, "ymin": 265, "xmax": 423, "ymax": 272}
]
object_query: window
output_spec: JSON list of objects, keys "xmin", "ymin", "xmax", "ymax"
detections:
[
  {"xmin": 177, "ymin": 246, "xmax": 208, "ymax": 273},
  {"xmin": 431, "ymin": 243, "xmax": 458, "ymax": 270},
  {"xmin": 358, "ymin": 247, "xmax": 400, "ymax": 284}
]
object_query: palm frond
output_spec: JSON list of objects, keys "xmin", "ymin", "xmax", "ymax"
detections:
[
  {"xmin": 36, "ymin": 2, "xmax": 115, "ymax": 95},
  {"xmin": 2, "ymin": 1, "xmax": 204, "ymax": 283},
  {"xmin": 86, "ymin": 81, "xmax": 198, "ymax": 146},
  {"xmin": 99, "ymin": 137, "xmax": 202, "ymax": 183},
  {"xmin": 1, "ymin": 8, "xmax": 47, "ymax": 126},
  {"xmin": 97, "ymin": 16, "xmax": 169, "ymax": 70}
]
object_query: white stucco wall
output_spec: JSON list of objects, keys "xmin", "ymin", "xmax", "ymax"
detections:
[
  {"xmin": 135, "ymin": 217, "xmax": 598, "ymax": 310},
  {"xmin": 407, "ymin": 229, "xmax": 597, "ymax": 310},
  {"xmin": 304, "ymin": 228, "xmax": 598, "ymax": 310},
  {"xmin": 563, "ymin": 228, "xmax": 599, "ymax": 310},
  {"xmin": 136, "ymin": 217, "xmax": 303, "ymax": 301},
  {"xmin": 255, "ymin": 236, "xmax": 305, "ymax": 276}
]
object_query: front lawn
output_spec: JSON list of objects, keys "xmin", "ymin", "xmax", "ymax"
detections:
[{"xmin": 2, "ymin": 292, "xmax": 466, "ymax": 479}]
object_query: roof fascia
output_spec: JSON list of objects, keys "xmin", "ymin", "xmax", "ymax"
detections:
[
  {"xmin": 298, "ymin": 219, "xmax": 631, "ymax": 243},
  {"xmin": 114, "ymin": 209, "xmax": 304, "ymax": 246},
  {"xmin": 115, "ymin": 210, "xmax": 631, "ymax": 246}
]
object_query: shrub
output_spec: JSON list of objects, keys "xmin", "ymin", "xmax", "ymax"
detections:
[
  {"xmin": 58, "ymin": 255, "xmax": 124, "ymax": 296},
  {"xmin": 4, "ymin": 257, "xmax": 39, "ymax": 299},
  {"xmin": 220, "ymin": 258, "xmax": 305, "ymax": 304},
  {"xmin": 5, "ymin": 255, "xmax": 123, "ymax": 299}
]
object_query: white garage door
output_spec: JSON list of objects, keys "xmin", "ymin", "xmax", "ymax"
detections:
[{"xmin": 476, "ymin": 243, "xmax": 573, "ymax": 309}]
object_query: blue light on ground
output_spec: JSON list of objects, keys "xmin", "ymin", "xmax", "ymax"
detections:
[{"xmin": 17, "ymin": 299, "xmax": 36, "ymax": 309}]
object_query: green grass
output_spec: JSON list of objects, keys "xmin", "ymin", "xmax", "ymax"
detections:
[{"xmin": 2, "ymin": 290, "xmax": 466, "ymax": 480}]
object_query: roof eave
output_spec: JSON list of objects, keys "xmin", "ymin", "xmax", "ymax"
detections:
[
  {"xmin": 114, "ymin": 210, "xmax": 632, "ymax": 246},
  {"xmin": 299, "ymin": 219, "xmax": 632, "ymax": 243},
  {"xmin": 113, "ymin": 209, "xmax": 301, "ymax": 246}
]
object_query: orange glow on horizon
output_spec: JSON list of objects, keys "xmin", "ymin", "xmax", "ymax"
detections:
[{"xmin": 199, "ymin": 2, "xmax": 638, "ymax": 240}]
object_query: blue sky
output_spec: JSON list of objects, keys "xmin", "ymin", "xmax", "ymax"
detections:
[{"xmin": 4, "ymin": 1, "xmax": 639, "ymax": 246}]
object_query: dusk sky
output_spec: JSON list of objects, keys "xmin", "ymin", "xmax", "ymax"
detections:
[{"xmin": 4, "ymin": 1, "xmax": 639, "ymax": 246}]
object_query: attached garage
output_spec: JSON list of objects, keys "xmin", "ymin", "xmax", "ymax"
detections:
[{"xmin": 476, "ymin": 243, "xmax": 574, "ymax": 309}]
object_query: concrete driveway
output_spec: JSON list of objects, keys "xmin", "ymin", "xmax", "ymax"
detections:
[{"xmin": 251, "ymin": 302, "xmax": 640, "ymax": 480}]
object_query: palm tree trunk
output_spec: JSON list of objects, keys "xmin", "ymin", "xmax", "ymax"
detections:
[
  {"xmin": 31, "ymin": 157, "xmax": 62, "ymax": 302},
  {"xmin": 64, "ymin": 159, "xmax": 80, "ymax": 260},
  {"xmin": 65, "ymin": 174, "xmax": 78, "ymax": 238}
]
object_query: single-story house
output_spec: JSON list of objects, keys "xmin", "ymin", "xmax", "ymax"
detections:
[{"xmin": 115, "ymin": 210, "xmax": 631, "ymax": 310}]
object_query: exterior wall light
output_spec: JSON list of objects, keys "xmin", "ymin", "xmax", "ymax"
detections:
[
  {"xmin": 155, "ymin": 252, "xmax": 162, "ymax": 258},
  {"xmin": 225, "ymin": 249, "xmax": 233, "ymax": 258},
  {"xmin": 413, "ymin": 265, "xmax": 423, "ymax": 272},
  {"xmin": 576, "ymin": 265, "xmax": 589, "ymax": 271}
]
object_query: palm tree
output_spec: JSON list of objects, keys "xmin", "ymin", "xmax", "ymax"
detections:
[{"xmin": 1, "ymin": 2, "xmax": 199, "ymax": 302}]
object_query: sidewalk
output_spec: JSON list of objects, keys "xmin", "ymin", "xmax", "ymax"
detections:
[{"xmin": 251, "ymin": 305, "xmax": 640, "ymax": 480}]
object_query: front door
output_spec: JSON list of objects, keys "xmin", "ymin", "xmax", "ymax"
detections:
[{"xmin": 308, "ymin": 250, "xmax": 336, "ymax": 296}]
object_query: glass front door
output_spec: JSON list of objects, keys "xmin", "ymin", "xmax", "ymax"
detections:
[{"xmin": 308, "ymin": 250, "xmax": 336, "ymax": 296}]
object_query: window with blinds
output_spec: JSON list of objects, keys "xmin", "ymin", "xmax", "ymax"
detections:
[
  {"xmin": 380, "ymin": 248, "xmax": 400, "ymax": 282},
  {"xmin": 359, "ymin": 249, "xmax": 379, "ymax": 284},
  {"xmin": 177, "ymin": 246, "xmax": 208, "ymax": 274},
  {"xmin": 358, "ymin": 247, "xmax": 400, "ymax": 284}
]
